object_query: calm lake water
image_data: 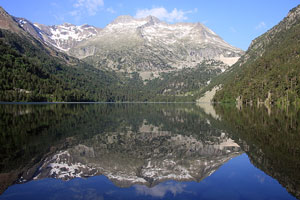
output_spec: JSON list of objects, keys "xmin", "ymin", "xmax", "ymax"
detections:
[{"xmin": 0, "ymin": 103, "xmax": 299, "ymax": 200}]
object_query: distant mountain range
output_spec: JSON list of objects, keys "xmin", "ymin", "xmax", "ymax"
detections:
[
  {"xmin": 68, "ymin": 15, "xmax": 242, "ymax": 73},
  {"xmin": 17, "ymin": 14, "xmax": 243, "ymax": 74},
  {"xmin": 15, "ymin": 16, "xmax": 243, "ymax": 71}
]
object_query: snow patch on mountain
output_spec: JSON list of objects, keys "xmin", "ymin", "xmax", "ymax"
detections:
[{"xmin": 32, "ymin": 23, "xmax": 101, "ymax": 51}]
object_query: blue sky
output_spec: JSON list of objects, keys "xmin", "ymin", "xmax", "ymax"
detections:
[{"xmin": 1, "ymin": 0, "xmax": 299, "ymax": 50}]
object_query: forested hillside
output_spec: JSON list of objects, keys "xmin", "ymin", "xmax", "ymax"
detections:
[
  {"xmin": 213, "ymin": 5, "xmax": 300, "ymax": 106},
  {"xmin": 0, "ymin": 27, "xmax": 226, "ymax": 102},
  {"xmin": 145, "ymin": 60, "xmax": 227, "ymax": 101},
  {"xmin": 0, "ymin": 29, "xmax": 149, "ymax": 102}
]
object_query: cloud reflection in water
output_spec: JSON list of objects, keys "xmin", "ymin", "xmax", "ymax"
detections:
[{"xmin": 135, "ymin": 182, "xmax": 186, "ymax": 198}]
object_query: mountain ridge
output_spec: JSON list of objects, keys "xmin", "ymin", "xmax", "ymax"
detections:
[
  {"xmin": 32, "ymin": 22, "xmax": 101, "ymax": 51},
  {"xmin": 11, "ymin": 12, "xmax": 243, "ymax": 76},
  {"xmin": 67, "ymin": 15, "xmax": 243, "ymax": 73},
  {"xmin": 0, "ymin": 6, "xmax": 22, "ymax": 33}
]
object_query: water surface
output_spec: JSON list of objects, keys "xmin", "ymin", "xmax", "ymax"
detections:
[{"xmin": 0, "ymin": 103, "xmax": 299, "ymax": 200}]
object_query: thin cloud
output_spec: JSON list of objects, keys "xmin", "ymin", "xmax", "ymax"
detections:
[
  {"xmin": 72, "ymin": 0, "xmax": 104, "ymax": 16},
  {"xmin": 230, "ymin": 27, "xmax": 237, "ymax": 33},
  {"xmin": 135, "ymin": 183, "xmax": 186, "ymax": 198},
  {"xmin": 135, "ymin": 7, "xmax": 197, "ymax": 22},
  {"xmin": 70, "ymin": 10, "xmax": 80, "ymax": 17},
  {"xmin": 106, "ymin": 7, "xmax": 116, "ymax": 14},
  {"xmin": 255, "ymin": 21, "xmax": 266, "ymax": 30}
]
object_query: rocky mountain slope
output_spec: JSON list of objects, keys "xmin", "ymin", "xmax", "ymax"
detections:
[
  {"xmin": 212, "ymin": 4, "xmax": 300, "ymax": 105},
  {"xmin": 67, "ymin": 15, "xmax": 243, "ymax": 74},
  {"xmin": 15, "ymin": 18, "xmax": 101, "ymax": 51},
  {"xmin": 0, "ymin": 6, "xmax": 145, "ymax": 102},
  {"xmin": 15, "ymin": 14, "xmax": 243, "ymax": 76},
  {"xmin": 0, "ymin": 6, "xmax": 23, "ymax": 33}
]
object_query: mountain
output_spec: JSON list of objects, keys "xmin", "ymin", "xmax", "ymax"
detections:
[
  {"xmin": 15, "ymin": 18, "xmax": 101, "ymax": 51},
  {"xmin": 0, "ymin": 6, "xmax": 146, "ymax": 102},
  {"xmin": 0, "ymin": 6, "xmax": 23, "ymax": 33},
  {"xmin": 65, "ymin": 15, "xmax": 243, "ymax": 74},
  {"xmin": 212, "ymin": 5, "xmax": 300, "ymax": 105}
]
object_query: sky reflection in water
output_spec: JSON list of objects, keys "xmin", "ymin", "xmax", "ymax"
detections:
[{"xmin": 0, "ymin": 103, "xmax": 299, "ymax": 200}]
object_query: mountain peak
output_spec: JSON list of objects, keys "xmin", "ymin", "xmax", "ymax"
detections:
[
  {"xmin": 285, "ymin": 4, "xmax": 300, "ymax": 25},
  {"xmin": 0, "ymin": 6, "xmax": 9, "ymax": 17},
  {"xmin": 0, "ymin": 6, "xmax": 23, "ymax": 33},
  {"xmin": 289, "ymin": 4, "xmax": 300, "ymax": 15},
  {"xmin": 61, "ymin": 22, "xmax": 74, "ymax": 27},
  {"xmin": 144, "ymin": 15, "xmax": 161, "ymax": 23},
  {"xmin": 69, "ymin": 13, "xmax": 243, "ymax": 71},
  {"xmin": 110, "ymin": 15, "xmax": 161, "ymax": 26}
]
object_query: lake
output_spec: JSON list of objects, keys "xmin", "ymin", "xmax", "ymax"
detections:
[{"xmin": 0, "ymin": 103, "xmax": 299, "ymax": 200}]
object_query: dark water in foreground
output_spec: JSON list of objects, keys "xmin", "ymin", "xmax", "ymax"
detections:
[{"xmin": 0, "ymin": 103, "xmax": 299, "ymax": 200}]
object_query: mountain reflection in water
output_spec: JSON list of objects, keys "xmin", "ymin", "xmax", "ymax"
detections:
[
  {"xmin": 33, "ymin": 124, "xmax": 240, "ymax": 187},
  {"xmin": 0, "ymin": 103, "xmax": 299, "ymax": 200}
]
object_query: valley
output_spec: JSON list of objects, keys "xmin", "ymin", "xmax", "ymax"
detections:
[
  {"xmin": 0, "ymin": 6, "xmax": 244, "ymax": 102},
  {"xmin": 0, "ymin": 4, "xmax": 299, "ymax": 105}
]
